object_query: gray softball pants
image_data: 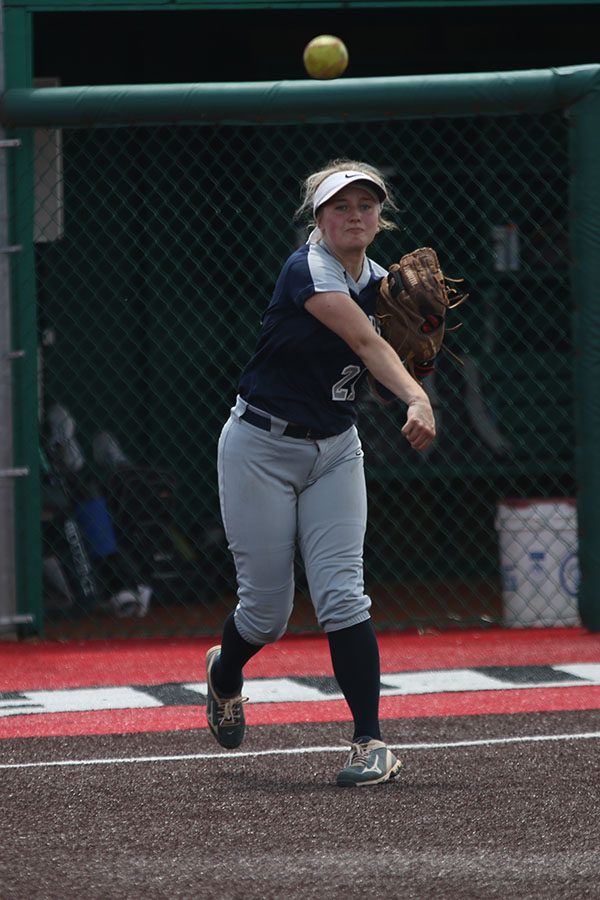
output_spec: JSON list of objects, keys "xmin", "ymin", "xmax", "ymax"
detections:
[{"xmin": 217, "ymin": 397, "xmax": 372, "ymax": 646}]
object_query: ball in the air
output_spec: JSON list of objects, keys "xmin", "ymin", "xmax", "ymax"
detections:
[{"xmin": 303, "ymin": 35, "xmax": 349, "ymax": 80}]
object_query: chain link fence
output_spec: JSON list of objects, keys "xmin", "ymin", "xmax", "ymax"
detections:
[{"xmin": 31, "ymin": 112, "xmax": 577, "ymax": 638}]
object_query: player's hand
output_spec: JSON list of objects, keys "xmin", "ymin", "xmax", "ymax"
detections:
[{"xmin": 402, "ymin": 399, "xmax": 436, "ymax": 451}]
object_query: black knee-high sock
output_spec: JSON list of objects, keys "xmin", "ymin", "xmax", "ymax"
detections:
[
  {"xmin": 327, "ymin": 619, "xmax": 382, "ymax": 742},
  {"xmin": 211, "ymin": 612, "xmax": 263, "ymax": 696}
]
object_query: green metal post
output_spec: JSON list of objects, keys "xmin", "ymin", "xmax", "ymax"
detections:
[
  {"xmin": 569, "ymin": 84, "xmax": 600, "ymax": 631},
  {"xmin": 4, "ymin": 5, "xmax": 43, "ymax": 636}
]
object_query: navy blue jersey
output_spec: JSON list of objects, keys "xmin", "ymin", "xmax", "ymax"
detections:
[{"xmin": 238, "ymin": 241, "xmax": 389, "ymax": 434}]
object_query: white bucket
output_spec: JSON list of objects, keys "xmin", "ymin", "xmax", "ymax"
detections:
[{"xmin": 495, "ymin": 498, "xmax": 580, "ymax": 628}]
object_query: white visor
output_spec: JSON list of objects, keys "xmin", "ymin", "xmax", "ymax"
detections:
[{"xmin": 312, "ymin": 170, "xmax": 387, "ymax": 217}]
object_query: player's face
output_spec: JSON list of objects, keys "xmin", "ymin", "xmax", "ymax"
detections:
[{"xmin": 317, "ymin": 186, "xmax": 381, "ymax": 254}]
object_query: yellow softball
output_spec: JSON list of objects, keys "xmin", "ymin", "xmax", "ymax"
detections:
[{"xmin": 303, "ymin": 35, "xmax": 349, "ymax": 80}]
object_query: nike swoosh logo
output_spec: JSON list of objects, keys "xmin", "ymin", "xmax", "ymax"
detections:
[{"xmin": 344, "ymin": 174, "xmax": 357, "ymax": 178}]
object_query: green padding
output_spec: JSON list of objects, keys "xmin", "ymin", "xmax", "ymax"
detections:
[{"xmin": 2, "ymin": 65, "xmax": 600, "ymax": 127}]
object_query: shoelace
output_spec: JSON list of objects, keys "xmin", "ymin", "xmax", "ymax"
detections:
[
  {"xmin": 216, "ymin": 695, "xmax": 248, "ymax": 727},
  {"xmin": 346, "ymin": 740, "xmax": 377, "ymax": 767}
]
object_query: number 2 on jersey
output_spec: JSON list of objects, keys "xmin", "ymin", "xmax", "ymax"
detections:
[{"xmin": 331, "ymin": 365, "xmax": 363, "ymax": 401}]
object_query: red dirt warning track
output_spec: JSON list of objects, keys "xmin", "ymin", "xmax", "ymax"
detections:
[{"xmin": 1, "ymin": 627, "xmax": 598, "ymax": 740}]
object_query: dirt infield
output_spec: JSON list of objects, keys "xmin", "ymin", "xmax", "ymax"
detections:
[
  {"xmin": 1, "ymin": 710, "xmax": 599, "ymax": 899},
  {"xmin": 2, "ymin": 629, "xmax": 598, "ymax": 898}
]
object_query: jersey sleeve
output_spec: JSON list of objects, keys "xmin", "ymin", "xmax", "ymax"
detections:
[{"xmin": 289, "ymin": 244, "xmax": 350, "ymax": 309}]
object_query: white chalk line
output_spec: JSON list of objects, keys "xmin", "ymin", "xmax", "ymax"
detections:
[{"xmin": 1, "ymin": 730, "xmax": 599, "ymax": 771}]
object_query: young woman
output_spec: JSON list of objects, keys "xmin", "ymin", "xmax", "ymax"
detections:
[{"xmin": 206, "ymin": 159, "xmax": 435, "ymax": 786}]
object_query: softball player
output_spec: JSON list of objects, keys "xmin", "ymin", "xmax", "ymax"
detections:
[{"xmin": 206, "ymin": 159, "xmax": 435, "ymax": 786}]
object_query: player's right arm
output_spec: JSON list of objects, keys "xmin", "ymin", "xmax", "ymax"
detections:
[{"xmin": 305, "ymin": 290, "xmax": 435, "ymax": 450}]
